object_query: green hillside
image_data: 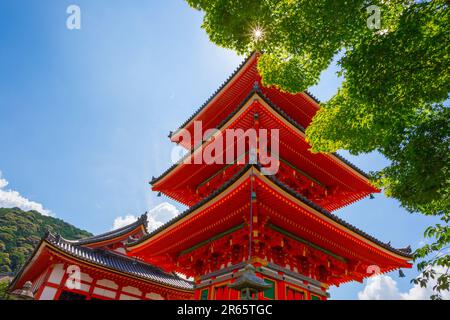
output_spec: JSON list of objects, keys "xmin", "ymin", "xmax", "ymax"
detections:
[{"xmin": 0, "ymin": 207, "xmax": 92, "ymax": 275}]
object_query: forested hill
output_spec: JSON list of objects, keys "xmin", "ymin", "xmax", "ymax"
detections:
[{"xmin": 0, "ymin": 207, "xmax": 92, "ymax": 275}]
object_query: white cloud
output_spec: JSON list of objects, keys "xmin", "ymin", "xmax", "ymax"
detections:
[
  {"xmin": 358, "ymin": 275, "xmax": 403, "ymax": 300},
  {"xmin": 112, "ymin": 202, "xmax": 180, "ymax": 231},
  {"xmin": 358, "ymin": 267, "xmax": 450, "ymax": 300},
  {"xmin": 0, "ymin": 171, "xmax": 51, "ymax": 216},
  {"xmin": 112, "ymin": 215, "xmax": 138, "ymax": 230}
]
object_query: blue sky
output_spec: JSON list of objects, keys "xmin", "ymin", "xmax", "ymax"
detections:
[{"xmin": 0, "ymin": 1, "xmax": 442, "ymax": 299}]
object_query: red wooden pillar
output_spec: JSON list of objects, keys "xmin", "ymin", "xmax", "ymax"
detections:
[
  {"xmin": 277, "ymin": 272, "xmax": 286, "ymax": 300},
  {"xmin": 229, "ymin": 271, "xmax": 239, "ymax": 300},
  {"xmin": 194, "ymin": 281, "xmax": 201, "ymax": 300}
]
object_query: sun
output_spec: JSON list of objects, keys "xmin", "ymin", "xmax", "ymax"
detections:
[{"xmin": 251, "ymin": 26, "xmax": 264, "ymax": 42}]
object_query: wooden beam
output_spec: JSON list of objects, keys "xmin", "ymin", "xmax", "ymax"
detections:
[{"xmin": 267, "ymin": 224, "xmax": 347, "ymax": 263}]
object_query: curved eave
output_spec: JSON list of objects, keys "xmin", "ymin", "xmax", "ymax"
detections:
[
  {"xmin": 130, "ymin": 165, "xmax": 254, "ymax": 250},
  {"xmin": 67, "ymin": 213, "xmax": 148, "ymax": 247},
  {"xmin": 132, "ymin": 166, "xmax": 412, "ymax": 263},
  {"xmin": 152, "ymin": 89, "xmax": 377, "ymax": 195},
  {"xmin": 260, "ymin": 172, "xmax": 412, "ymax": 261}
]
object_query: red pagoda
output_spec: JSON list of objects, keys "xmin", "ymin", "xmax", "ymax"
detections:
[
  {"xmin": 10, "ymin": 53, "xmax": 412, "ymax": 300},
  {"xmin": 128, "ymin": 52, "xmax": 413, "ymax": 300}
]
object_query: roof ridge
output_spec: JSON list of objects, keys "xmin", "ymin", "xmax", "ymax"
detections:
[{"xmin": 63, "ymin": 212, "xmax": 148, "ymax": 246}]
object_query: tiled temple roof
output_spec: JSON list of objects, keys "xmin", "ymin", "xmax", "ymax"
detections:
[
  {"xmin": 45, "ymin": 233, "xmax": 193, "ymax": 290},
  {"xmin": 137, "ymin": 165, "xmax": 412, "ymax": 259},
  {"xmin": 151, "ymin": 85, "xmax": 370, "ymax": 186},
  {"xmin": 65, "ymin": 213, "xmax": 148, "ymax": 246}
]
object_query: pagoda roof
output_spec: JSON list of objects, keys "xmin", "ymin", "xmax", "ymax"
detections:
[
  {"xmin": 10, "ymin": 231, "xmax": 193, "ymax": 292},
  {"xmin": 131, "ymin": 165, "xmax": 412, "ymax": 262},
  {"xmin": 153, "ymin": 87, "xmax": 370, "ymax": 187},
  {"xmin": 170, "ymin": 52, "xmax": 321, "ymax": 145},
  {"xmin": 64, "ymin": 213, "xmax": 148, "ymax": 247},
  {"xmin": 151, "ymin": 88, "xmax": 378, "ymax": 211}
]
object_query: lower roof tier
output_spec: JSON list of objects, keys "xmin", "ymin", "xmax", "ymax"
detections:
[{"xmin": 130, "ymin": 166, "xmax": 412, "ymax": 284}]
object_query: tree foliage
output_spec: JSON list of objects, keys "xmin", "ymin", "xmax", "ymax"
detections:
[
  {"xmin": 187, "ymin": 0, "xmax": 450, "ymax": 298},
  {"xmin": 0, "ymin": 280, "xmax": 13, "ymax": 300},
  {"xmin": 0, "ymin": 208, "xmax": 92, "ymax": 275}
]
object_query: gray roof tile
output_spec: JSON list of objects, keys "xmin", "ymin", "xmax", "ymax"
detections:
[{"xmin": 45, "ymin": 233, "xmax": 193, "ymax": 291}]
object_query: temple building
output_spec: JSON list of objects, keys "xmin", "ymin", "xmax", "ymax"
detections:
[
  {"xmin": 9, "ymin": 215, "xmax": 193, "ymax": 300},
  {"xmin": 9, "ymin": 53, "xmax": 412, "ymax": 300}
]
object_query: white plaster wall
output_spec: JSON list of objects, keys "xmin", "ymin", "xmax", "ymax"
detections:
[
  {"xmin": 64, "ymin": 282, "xmax": 90, "ymax": 293},
  {"xmin": 96, "ymin": 279, "xmax": 119, "ymax": 290},
  {"xmin": 39, "ymin": 286, "xmax": 58, "ymax": 300},
  {"xmin": 80, "ymin": 272, "xmax": 93, "ymax": 283},
  {"xmin": 122, "ymin": 286, "xmax": 142, "ymax": 296},
  {"xmin": 119, "ymin": 294, "xmax": 140, "ymax": 300},
  {"xmin": 47, "ymin": 264, "xmax": 65, "ymax": 285},
  {"xmin": 145, "ymin": 292, "xmax": 164, "ymax": 300},
  {"xmin": 93, "ymin": 287, "xmax": 116, "ymax": 299}
]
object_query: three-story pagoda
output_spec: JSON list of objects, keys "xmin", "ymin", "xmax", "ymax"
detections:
[{"xmin": 127, "ymin": 53, "xmax": 412, "ymax": 300}]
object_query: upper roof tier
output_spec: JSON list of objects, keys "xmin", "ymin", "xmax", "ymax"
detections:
[
  {"xmin": 170, "ymin": 52, "xmax": 321, "ymax": 149},
  {"xmin": 153, "ymin": 90, "xmax": 379, "ymax": 211}
]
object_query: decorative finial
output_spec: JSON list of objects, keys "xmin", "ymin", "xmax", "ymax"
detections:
[{"xmin": 399, "ymin": 245, "xmax": 412, "ymax": 254}]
